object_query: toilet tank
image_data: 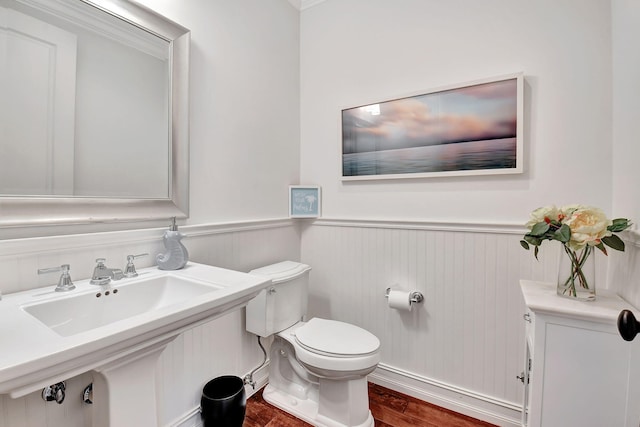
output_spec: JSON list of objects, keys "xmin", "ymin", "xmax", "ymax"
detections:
[{"xmin": 245, "ymin": 261, "xmax": 311, "ymax": 337}]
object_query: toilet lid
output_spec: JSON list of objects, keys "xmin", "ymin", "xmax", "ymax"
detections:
[{"xmin": 294, "ymin": 318, "xmax": 380, "ymax": 357}]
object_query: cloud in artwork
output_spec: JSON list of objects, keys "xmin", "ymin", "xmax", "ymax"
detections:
[{"xmin": 342, "ymin": 79, "xmax": 518, "ymax": 154}]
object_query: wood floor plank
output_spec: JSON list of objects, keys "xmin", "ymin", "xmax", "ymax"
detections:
[
  {"xmin": 369, "ymin": 383, "xmax": 494, "ymax": 427},
  {"xmin": 370, "ymin": 400, "xmax": 439, "ymax": 427},
  {"xmin": 404, "ymin": 400, "xmax": 494, "ymax": 427},
  {"xmin": 367, "ymin": 383, "xmax": 409, "ymax": 413},
  {"xmin": 264, "ymin": 413, "xmax": 312, "ymax": 427},
  {"xmin": 244, "ymin": 389, "xmax": 312, "ymax": 427}
]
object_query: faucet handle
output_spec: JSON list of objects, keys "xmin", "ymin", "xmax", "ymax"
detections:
[
  {"xmin": 38, "ymin": 264, "xmax": 75, "ymax": 292},
  {"xmin": 128, "ymin": 253, "xmax": 148, "ymax": 261},
  {"xmin": 38, "ymin": 264, "xmax": 69, "ymax": 275},
  {"xmin": 124, "ymin": 253, "xmax": 149, "ymax": 278},
  {"xmin": 90, "ymin": 258, "xmax": 111, "ymax": 285}
]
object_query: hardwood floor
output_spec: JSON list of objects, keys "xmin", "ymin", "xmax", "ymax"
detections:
[{"xmin": 243, "ymin": 383, "xmax": 496, "ymax": 427}]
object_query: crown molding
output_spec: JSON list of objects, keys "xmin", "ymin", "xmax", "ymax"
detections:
[{"xmin": 299, "ymin": 0, "xmax": 327, "ymax": 11}]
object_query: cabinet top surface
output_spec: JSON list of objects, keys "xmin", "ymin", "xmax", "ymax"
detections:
[{"xmin": 520, "ymin": 280, "xmax": 639, "ymax": 324}]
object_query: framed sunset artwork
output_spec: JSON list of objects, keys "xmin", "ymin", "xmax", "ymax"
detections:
[{"xmin": 341, "ymin": 73, "xmax": 523, "ymax": 180}]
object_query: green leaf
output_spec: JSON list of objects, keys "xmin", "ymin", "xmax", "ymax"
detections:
[
  {"xmin": 530, "ymin": 222, "xmax": 550, "ymax": 236},
  {"xmin": 596, "ymin": 242, "xmax": 608, "ymax": 256},
  {"xmin": 602, "ymin": 234, "xmax": 625, "ymax": 251},
  {"xmin": 520, "ymin": 240, "xmax": 530, "ymax": 250},
  {"xmin": 524, "ymin": 235, "xmax": 542, "ymax": 246},
  {"xmin": 554, "ymin": 224, "xmax": 571, "ymax": 243},
  {"xmin": 534, "ymin": 245, "xmax": 540, "ymax": 260},
  {"xmin": 609, "ymin": 218, "xmax": 632, "ymax": 233}
]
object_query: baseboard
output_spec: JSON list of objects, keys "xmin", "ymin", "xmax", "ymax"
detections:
[
  {"xmin": 166, "ymin": 362, "xmax": 270, "ymax": 427},
  {"xmin": 168, "ymin": 407, "xmax": 202, "ymax": 427},
  {"xmin": 369, "ymin": 363, "xmax": 522, "ymax": 427}
]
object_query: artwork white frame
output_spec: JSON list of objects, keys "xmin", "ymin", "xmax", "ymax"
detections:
[
  {"xmin": 340, "ymin": 72, "xmax": 524, "ymax": 181},
  {"xmin": 289, "ymin": 186, "xmax": 321, "ymax": 218}
]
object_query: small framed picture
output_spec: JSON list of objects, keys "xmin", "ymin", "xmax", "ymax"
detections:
[{"xmin": 289, "ymin": 186, "xmax": 321, "ymax": 218}]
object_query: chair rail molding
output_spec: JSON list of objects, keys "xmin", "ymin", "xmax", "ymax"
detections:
[{"xmin": 312, "ymin": 217, "xmax": 525, "ymax": 235}]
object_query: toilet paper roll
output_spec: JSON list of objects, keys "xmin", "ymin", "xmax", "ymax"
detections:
[{"xmin": 387, "ymin": 289, "xmax": 413, "ymax": 311}]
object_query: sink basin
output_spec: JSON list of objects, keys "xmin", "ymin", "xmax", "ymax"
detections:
[{"xmin": 22, "ymin": 275, "xmax": 222, "ymax": 337}]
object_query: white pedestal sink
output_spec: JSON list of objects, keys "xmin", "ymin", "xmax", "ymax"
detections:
[{"xmin": 0, "ymin": 262, "xmax": 271, "ymax": 427}]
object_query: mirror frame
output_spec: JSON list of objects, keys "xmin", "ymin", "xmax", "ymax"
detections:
[{"xmin": 0, "ymin": 0, "xmax": 189, "ymax": 227}]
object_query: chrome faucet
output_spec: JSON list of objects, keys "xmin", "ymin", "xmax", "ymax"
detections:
[
  {"xmin": 90, "ymin": 258, "xmax": 124, "ymax": 285},
  {"xmin": 38, "ymin": 264, "xmax": 76, "ymax": 292}
]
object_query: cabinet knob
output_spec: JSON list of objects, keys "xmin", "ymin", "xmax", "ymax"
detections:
[
  {"xmin": 618, "ymin": 309, "xmax": 640, "ymax": 341},
  {"xmin": 523, "ymin": 313, "xmax": 531, "ymax": 323}
]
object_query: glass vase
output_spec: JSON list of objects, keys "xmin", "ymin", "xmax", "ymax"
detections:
[{"xmin": 557, "ymin": 245, "xmax": 596, "ymax": 301}]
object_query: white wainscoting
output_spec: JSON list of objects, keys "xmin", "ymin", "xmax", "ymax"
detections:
[
  {"xmin": 0, "ymin": 219, "xmax": 299, "ymax": 427},
  {"xmin": 300, "ymin": 218, "xmax": 595, "ymax": 426},
  {"xmin": 609, "ymin": 230, "xmax": 640, "ymax": 309}
]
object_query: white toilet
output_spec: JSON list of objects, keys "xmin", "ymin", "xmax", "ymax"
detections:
[{"xmin": 246, "ymin": 261, "xmax": 381, "ymax": 427}]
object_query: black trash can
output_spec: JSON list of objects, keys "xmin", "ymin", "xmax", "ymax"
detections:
[{"xmin": 201, "ymin": 376, "xmax": 246, "ymax": 427}]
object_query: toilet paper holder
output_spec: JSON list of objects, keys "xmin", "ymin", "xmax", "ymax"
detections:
[{"xmin": 385, "ymin": 287, "xmax": 424, "ymax": 304}]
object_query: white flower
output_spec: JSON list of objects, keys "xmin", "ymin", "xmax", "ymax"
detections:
[
  {"xmin": 562, "ymin": 205, "xmax": 612, "ymax": 251},
  {"xmin": 525, "ymin": 205, "xmax": 562, "ymax": 229}
]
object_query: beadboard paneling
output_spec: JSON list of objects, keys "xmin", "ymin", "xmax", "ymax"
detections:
[
  {"xmin": 300, "ymin": 219, "xmax": 577, "ymax": 425},
  {"xmin": 607, "ymin": 231, "xmax": 640, "ymax": 308},
  {"xmin": 0, "ymin": 220, "xmax": 299, "ymax": 427}
]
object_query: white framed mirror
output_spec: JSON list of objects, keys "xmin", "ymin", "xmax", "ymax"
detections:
[{"xmin": 0, "ymin": 0, "xmax": 189, "ymax": 227}]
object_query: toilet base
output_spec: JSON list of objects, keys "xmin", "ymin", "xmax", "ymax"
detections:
[{"xmin": 263, "ymin": 382, "xmax": 375, "ymax": 427}]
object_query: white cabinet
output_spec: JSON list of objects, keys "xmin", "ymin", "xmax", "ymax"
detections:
[{"xmin": 520, "ymin": 280, "xmax": 640, "ymax": 427}]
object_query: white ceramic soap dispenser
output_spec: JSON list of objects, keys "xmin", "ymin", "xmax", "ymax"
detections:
[{"xmin": 156, "ymin": 217, "xmax": 189, "ymax": 270}]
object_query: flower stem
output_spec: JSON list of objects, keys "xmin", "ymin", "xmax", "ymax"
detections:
[{"xmin": 561, "ymin": 245, "xmax": 592, "ymax": 297}]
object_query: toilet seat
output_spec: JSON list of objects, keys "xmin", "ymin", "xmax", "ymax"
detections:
[
  {"xmin": 294, "ymin": 318, "xmax": 380, "ymax": 357},
  {"xmin": 278, "ymin": 318, "xmax": 380, "ymax": 374}
]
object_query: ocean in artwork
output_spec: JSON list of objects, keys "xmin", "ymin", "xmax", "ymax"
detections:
[{"xmin": 342, "ymin": 137, "xmax": 517, "ymax": 177}]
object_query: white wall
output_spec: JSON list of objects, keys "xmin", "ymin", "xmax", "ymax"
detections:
[
  {"xmin": 136, "ymin": 0, "xmax": 301, "ymax": 225},
  {"xmin": 300, "ymin": 0, "xmax": 613, "ymax": 223},
  {"xmin": 0, "ymin": 1, "xmax": 301, "ymax": 426},
  {"xmin": 610, "ymin": 1, "xmax": 640, "ymax": 305},
  {"xmin": 612, "ymin": 0, "xmax": 640, "ymax": 220}
]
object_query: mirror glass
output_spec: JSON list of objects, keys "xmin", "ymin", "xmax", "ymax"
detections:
[
  {"xmin": 1, "ymin": 0, "xmax": 169, "ymax": 198},
  {"xmin": 0, "ymin": 0, "xmax": 189, "ymax": 226}
]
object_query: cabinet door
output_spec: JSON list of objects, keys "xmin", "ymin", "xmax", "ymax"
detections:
[
  {"xmin": 541, "ymin": 322, "xmax": 629, "ymax": 426},
  {"xmin": 626, "ymin": 339, "xmax": 640, "ymax": 426}
]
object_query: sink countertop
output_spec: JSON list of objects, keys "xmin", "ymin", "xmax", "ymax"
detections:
[{"xmin": 0, "ymin": 262, "xmax": 270, "ymax": 397}]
